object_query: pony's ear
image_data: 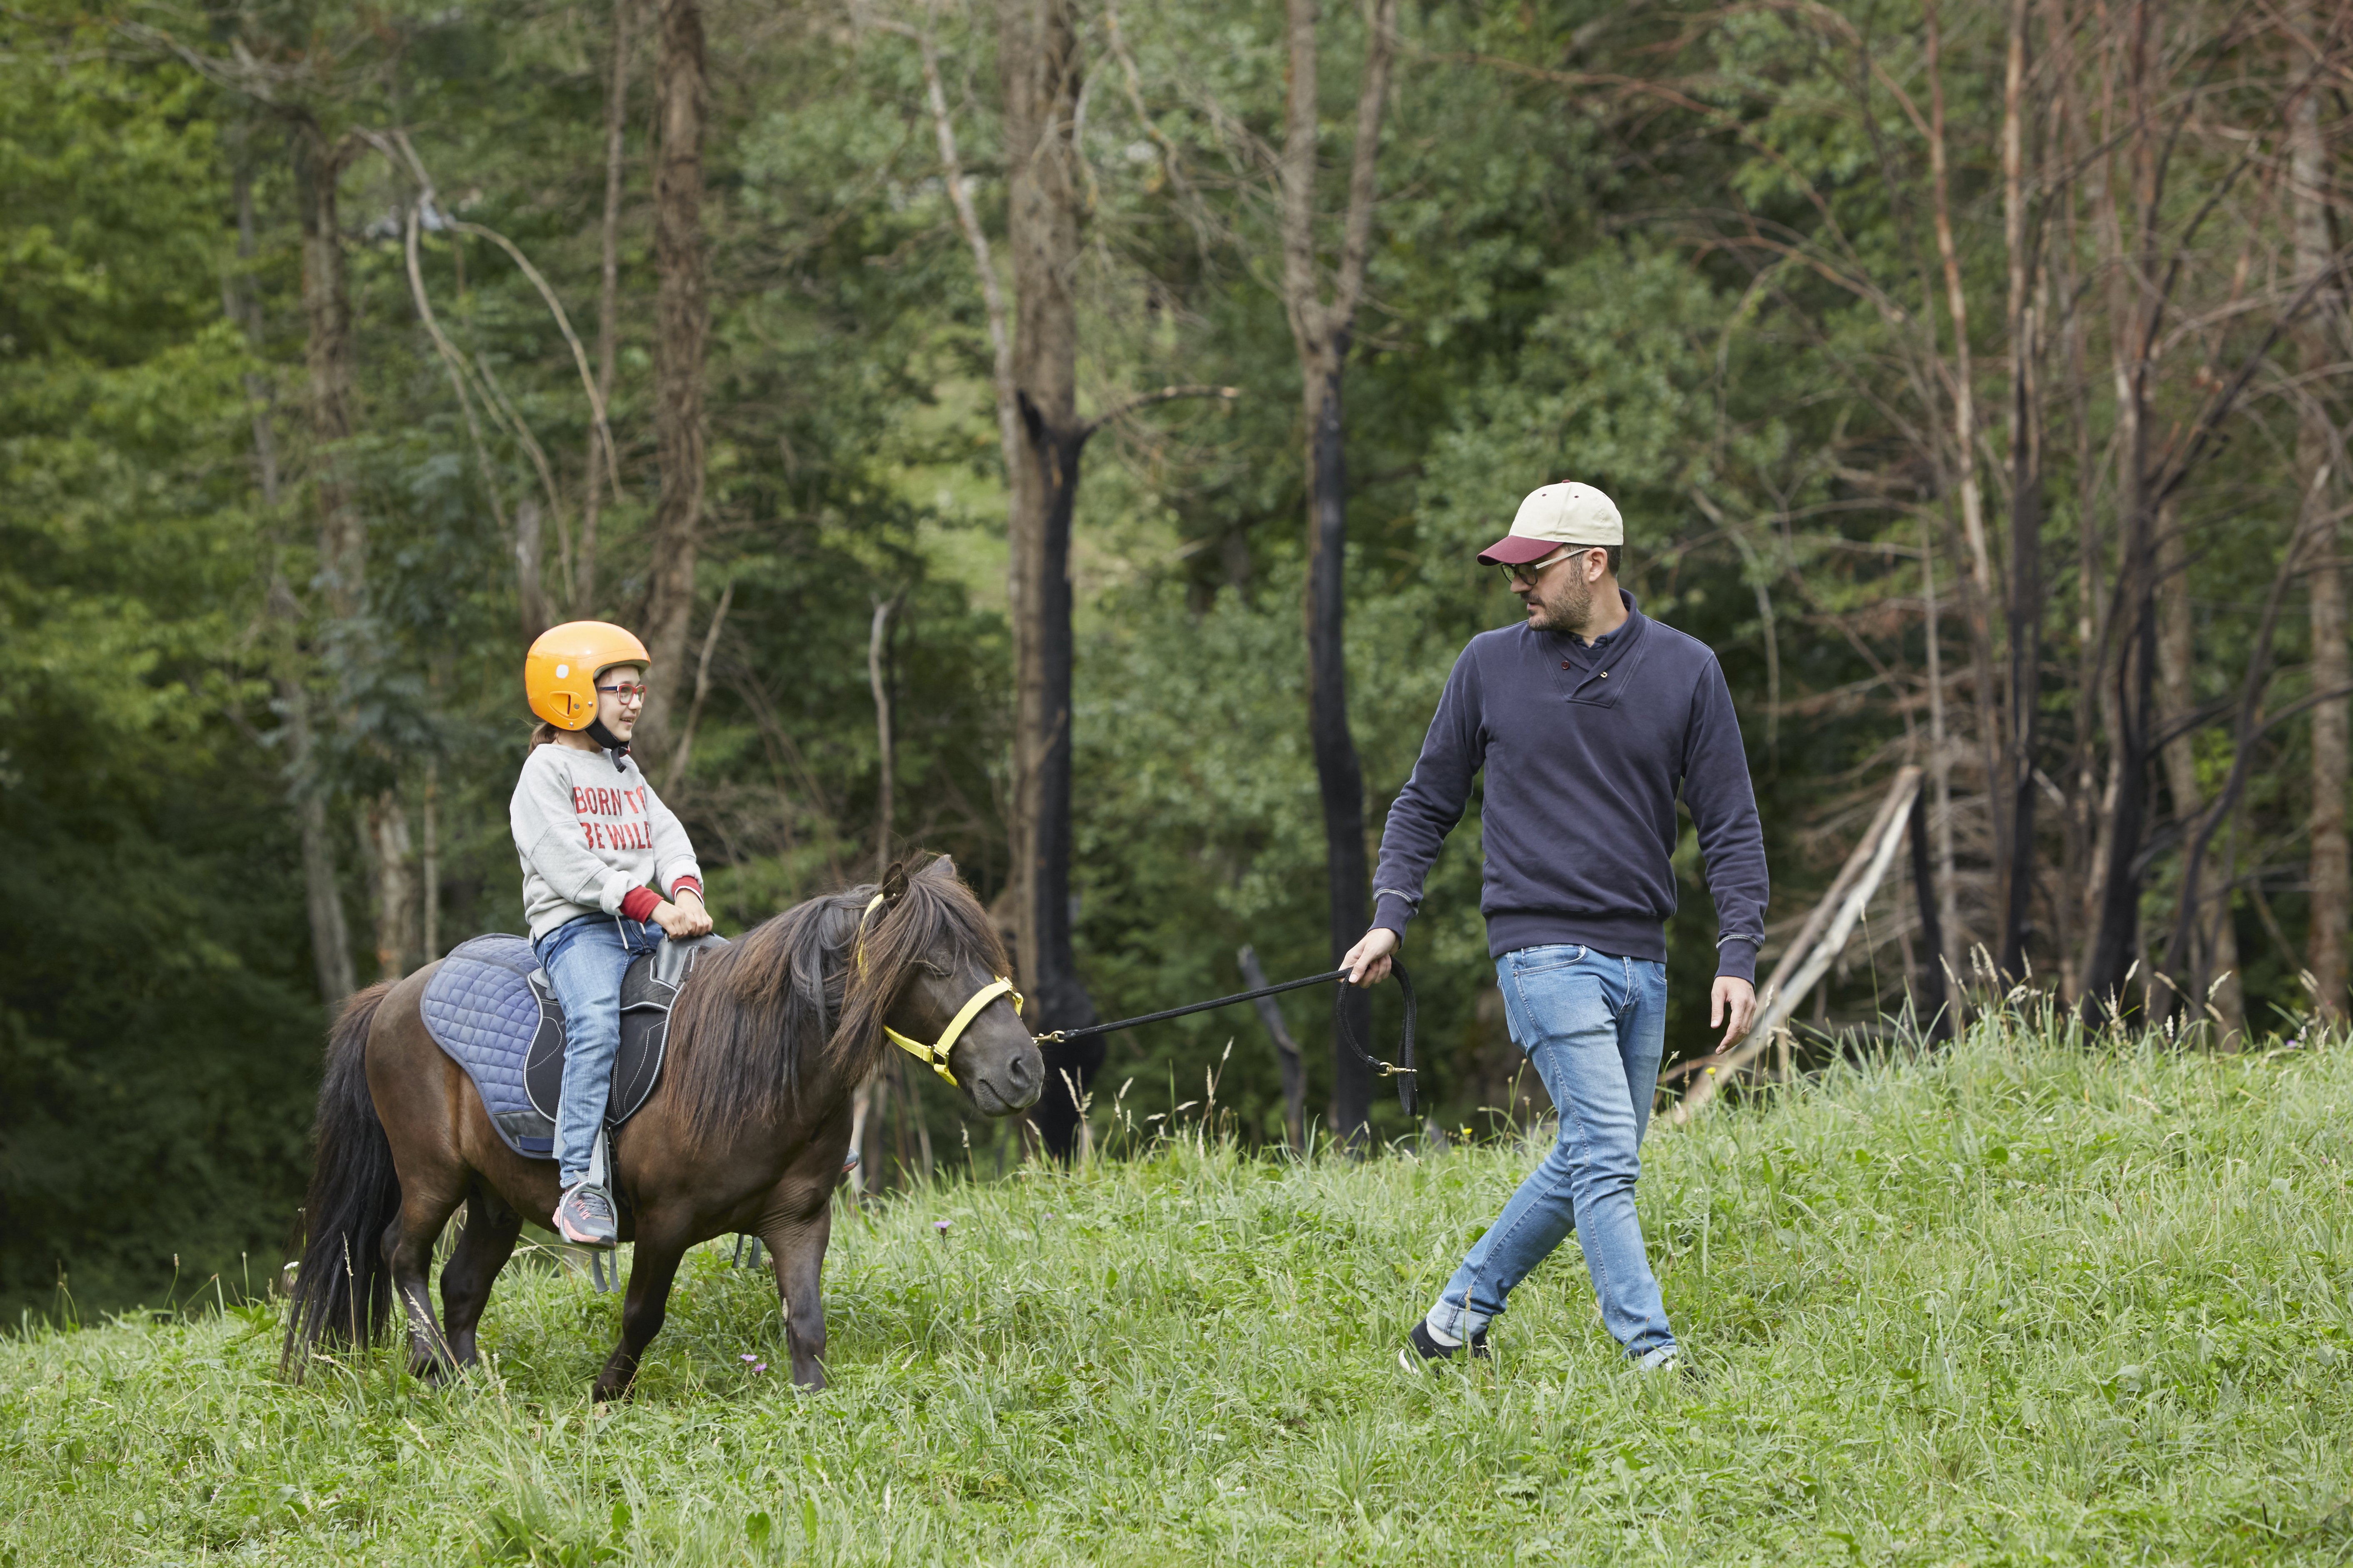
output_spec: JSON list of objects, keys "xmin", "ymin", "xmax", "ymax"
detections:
[
  {"xmin": 920, "ymin": 854, "xmax": 958, "ymax": 884},
  {"xmin": 880, "ymin": 859, "xmax": 912, "ymax": 905}
]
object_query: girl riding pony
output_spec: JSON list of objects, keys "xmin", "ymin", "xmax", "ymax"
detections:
[{"xmin": 513, "ymin": 621, "xmax": 713, "ymax": 1247}]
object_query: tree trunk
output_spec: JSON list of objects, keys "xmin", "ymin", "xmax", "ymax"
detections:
[
  {"xmin": 286, "ymin": 118, "xmax": 370, "ymax": 1000},
  {"xmin": 998, "ymin": 0, "xmax": 1101, "ymax": 1155},
  {"xmin": 2155, "ymin": 504, "xmax": 2246, "ymax": 1040},
  {"xmin": 1996, "ymin": 0, "xmax": 2045, "ymax": 980},
  {"xmin": 2293, "ymin": 5, "xmax": 2349, "ymax": 1020},
  {"xmin": 2310, "ymin": 440, "xmax": 2350, "ymax": 1025},
  {"xmin": 870, "ymin": 596, "xmax": 897, "ymax": 876},
  {"xmin": 581, "ymin": 0, "xmax": 631, "ymax": 612},
  {"xmin": 1921, "ymin": 516, "xmax": 1964, "ymax": 997},
  {"xmin": 2080, "ymin": 2, "xmax": 2163, "ymax": 1020},
  {"xmin": 1238, "ymin": 945, "xmax": 1308, "ymax": 1151},
  {"xmin": 515, "ymin": 498, "xmax": 553, "ymax": 637},
  {"xmin": 360, "ymin": 793, "xmax": 420, "ymax": 981},
  {"xmin": 291, "ymin": 117, "xmax": 362, "ymax": 619},
  {"xmin": 1279, "ymin": 0, "xmax": 1395, "ymax": 1146},
  {"xmin": 633, "ymin": 0, "xmax": 707, "ymax": 764},
  {"xmin": 1908, "ymin": 779, "xmax": 1949, "ymax": 1036},
  {"xmin": 1925, "ymin": 0, "xmax": 2010, "ymax": 902},
  {"xmin": 422, "ymin": 759, "xmax": 440, "ymax": 962},
  {"xmin": 233, "ymin": 153, "xmax": 354, "ymax": 1003},
  {"xmin": 1304, "ymin": 353, "xmax": 1372, "ymax": 1136},
  {"xmin": 2082, "ymin": 403, "xmax": 2160, "ymax": 1017},
  {"xmin": 294, "ymin": 769, "xmax": 356, "ymax": 1000}
]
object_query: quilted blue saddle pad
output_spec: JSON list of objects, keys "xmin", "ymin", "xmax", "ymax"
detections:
[
  {"xmin": 420, "ymin": 932, "xmax": 717, "ymax": 1161},
  {"xmin": 421, "ymin": 935, "xmax": 563, "ymax": 1158}
]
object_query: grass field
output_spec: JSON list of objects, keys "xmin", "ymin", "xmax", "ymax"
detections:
[{"xmin": 5, "ymin": 1007, "xmax": 2352, "ymax": 1566}]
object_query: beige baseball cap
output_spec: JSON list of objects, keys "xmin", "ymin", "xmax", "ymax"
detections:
[{"xmin": 1476, "ymin": 482, "xmax": 1624, "ymax": 564}]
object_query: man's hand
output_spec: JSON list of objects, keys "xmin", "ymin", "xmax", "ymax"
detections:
[
  {"xmin": 654, "ymin": 891, "xmax": 713, "ymax": 940},
  {"xmin": 1343, "ymin": 927, "xmax": 1399, "ymax": 986},
  {"xmin": 1710, "ymin": 975, "xmax": 1758, "ymax": 1052}
]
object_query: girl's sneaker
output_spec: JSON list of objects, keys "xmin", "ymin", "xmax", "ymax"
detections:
[{"xmin": 553, "ymin": 1181, "xmax": 619, "ymax": 1248}]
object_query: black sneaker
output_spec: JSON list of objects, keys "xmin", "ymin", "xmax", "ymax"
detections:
[{"xmin": 1398, "ymin": 1319, "xmax": 1490, "ymax": 1369}]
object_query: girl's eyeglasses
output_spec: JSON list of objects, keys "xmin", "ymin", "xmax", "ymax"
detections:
[{"xmin": 598, "ymin": 682, "xmax": 650, "ymax": 703}]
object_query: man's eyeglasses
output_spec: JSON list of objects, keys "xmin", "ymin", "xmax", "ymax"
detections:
[
  {"xmin": 1498, "ymin": 550, "xmax": 1578, "ymax": 589},
  {"xmin": 598, "ymin": 682, "xmax": 650, "ymax": 704}
]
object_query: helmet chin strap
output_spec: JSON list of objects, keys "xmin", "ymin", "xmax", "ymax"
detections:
[{"xmin": 585, "ymin": 718, "xmax": 632, "ymax": 770}]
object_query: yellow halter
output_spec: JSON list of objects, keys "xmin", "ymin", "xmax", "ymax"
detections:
[{"xmin": 850, "ymin": 892, "xmax": 1022, "ymax": 1088}]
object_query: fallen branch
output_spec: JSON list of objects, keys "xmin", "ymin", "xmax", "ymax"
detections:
[{"xmin": 1672, "ymin": 764, "xmax": 1924, "ymax": 1124}]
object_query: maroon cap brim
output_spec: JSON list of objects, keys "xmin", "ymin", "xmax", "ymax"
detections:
[{"xmin": 1476, "ymin": 533, "xmax": 1559, "ymax": 566}]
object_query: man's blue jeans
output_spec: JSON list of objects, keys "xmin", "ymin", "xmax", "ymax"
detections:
[
  {"xmin": 535, "ymin": 914, "xmax": 663, "ymax": 1188},
  {"xmin": 1428, "ymin": 944, "xmax": 1676, "ymax": 1363}
]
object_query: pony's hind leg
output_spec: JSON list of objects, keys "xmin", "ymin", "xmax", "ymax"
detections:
[
  {"xmin": 381, "ymin": 1165, "xmax": 470, "ymax": 1382},
  {"xmin": 439, "ymin": 1183, "xmax": 523, "ymax": 1370}
]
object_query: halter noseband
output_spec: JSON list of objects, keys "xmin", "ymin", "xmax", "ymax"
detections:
[{"xmin": 851, "ymin": 892, "xmax": 1022, "ymax": 1088}]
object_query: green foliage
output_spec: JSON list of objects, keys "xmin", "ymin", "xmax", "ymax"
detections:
[
  {"xmin": 4, "ymin": 1019, "xmax": 2350, "ymax": 1562},
  {"xmin": 3, "ymin": 0, "xmax": 2341, "ymax": 1314},
  {"xmin": 0, "ymin": 42, "xmax": 322, "ymax": 1316}
]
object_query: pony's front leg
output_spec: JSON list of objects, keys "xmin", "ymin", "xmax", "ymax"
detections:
[
  {"xmin": 592, "ymin": 1216, "xmax": 688, "ymax": 1402},
  {"xmin": 763, "ymin": 1205, "xmax": 835, "ymax": 1390}
]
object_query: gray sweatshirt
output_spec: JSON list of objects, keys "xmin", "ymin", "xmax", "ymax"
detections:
[{"xmin": 510, "ymin": 741, "xmax": 704, "ymax": 941}]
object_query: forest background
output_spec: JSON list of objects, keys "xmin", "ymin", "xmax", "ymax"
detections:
[{"xmin": 4, "ymin": 0, "xmax": 2348, "ymax": 1319}]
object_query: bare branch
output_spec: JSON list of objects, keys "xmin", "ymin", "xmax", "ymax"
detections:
[
  {"xmin": 899, "ymin": 3, "xmax": 1021, "ymax": 481},
  {"xmin": 1080, "ymin": 383, "xmax": 1238, "ymax": 436},
  {"xmin": 445, "ymin": 220, "xmax": 619, "ymax": 502}
]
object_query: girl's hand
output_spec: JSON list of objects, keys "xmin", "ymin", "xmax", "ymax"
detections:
[{"xmin": 654, "ymin": 896, "xmax": 713, "ymax": 940}]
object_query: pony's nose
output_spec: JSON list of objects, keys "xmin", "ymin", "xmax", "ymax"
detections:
[{"xmin": 1004, "ymin": 1048, "xmax": 1037, "ymax": 1097}]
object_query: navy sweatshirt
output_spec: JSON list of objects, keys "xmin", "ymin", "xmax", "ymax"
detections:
[{"xmin": 1370, "ymin": 592, "xmax": 1770, "ymax": 981}]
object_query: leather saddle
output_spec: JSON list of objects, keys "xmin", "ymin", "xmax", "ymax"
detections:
[{"xmin": 420, "ymin": 931, "xmax": 730, "ymax": 1160}]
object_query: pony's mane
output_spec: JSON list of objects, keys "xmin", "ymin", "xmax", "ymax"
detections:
[{"xmin": 661, "ymin": 855, "xmax": 1010, "ymax": 1141}]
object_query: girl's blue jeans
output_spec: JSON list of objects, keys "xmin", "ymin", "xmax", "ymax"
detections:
[
  {"xmin": 1428, "ymin": 944, "xmax": 1677, "ymax": 1363},
  {"xmin": 534, "ymin": 914, "xmax": 664, "ymax": 1188}
]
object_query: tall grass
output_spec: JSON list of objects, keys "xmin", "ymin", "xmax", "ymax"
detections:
[{"xmin": 4, "ymin": 1009, "xmax": 2350, "ymax": 1565}]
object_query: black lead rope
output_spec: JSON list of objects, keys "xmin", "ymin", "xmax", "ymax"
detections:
[{"xmin": 1036, "ymin": 961, "xmax": 1418, "ymax": 1118}]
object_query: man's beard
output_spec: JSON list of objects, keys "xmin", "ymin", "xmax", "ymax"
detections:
[{"xmin": 1525, "ymin": 570, "xmax": 1593, "ymax": 632}]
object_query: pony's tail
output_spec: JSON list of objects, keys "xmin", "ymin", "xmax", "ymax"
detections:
[{"xmin": 281, "ymin": 981, "xmax": 400, "ymax": 1378}]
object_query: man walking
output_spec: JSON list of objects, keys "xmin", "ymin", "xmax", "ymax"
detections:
[{"xmin": 1345, "ymin": 482, "xmax": 1765, "ymax": 1373}]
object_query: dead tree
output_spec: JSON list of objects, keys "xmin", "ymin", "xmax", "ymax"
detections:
[
  {"xmin": 1278, "ymin": 0, "xmax": 1398, "ymax": 1144},
  {"xmin": 633, "ymin": 0, "xmax": 710, "ymax": 765}
]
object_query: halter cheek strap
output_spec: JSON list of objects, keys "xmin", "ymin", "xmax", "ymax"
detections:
[{"xmin": 852, "ymin": 892, "xmax": 1023, "ymax": 1088}]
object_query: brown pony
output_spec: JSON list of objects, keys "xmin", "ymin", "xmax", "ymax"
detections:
[{"xmin": 280, "ymin": 855, "xmax": 1041, "ymax": 1396}]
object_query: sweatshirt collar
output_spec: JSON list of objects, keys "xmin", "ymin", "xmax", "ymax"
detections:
[{"xmin": 1542, "ymin": 589, "xmax": 1645, "ymax": 652}]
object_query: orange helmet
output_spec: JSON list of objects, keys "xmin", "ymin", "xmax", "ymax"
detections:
[{"xmin": 525, "ymin": 621, "xmax": 651, "ymax": 731}]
